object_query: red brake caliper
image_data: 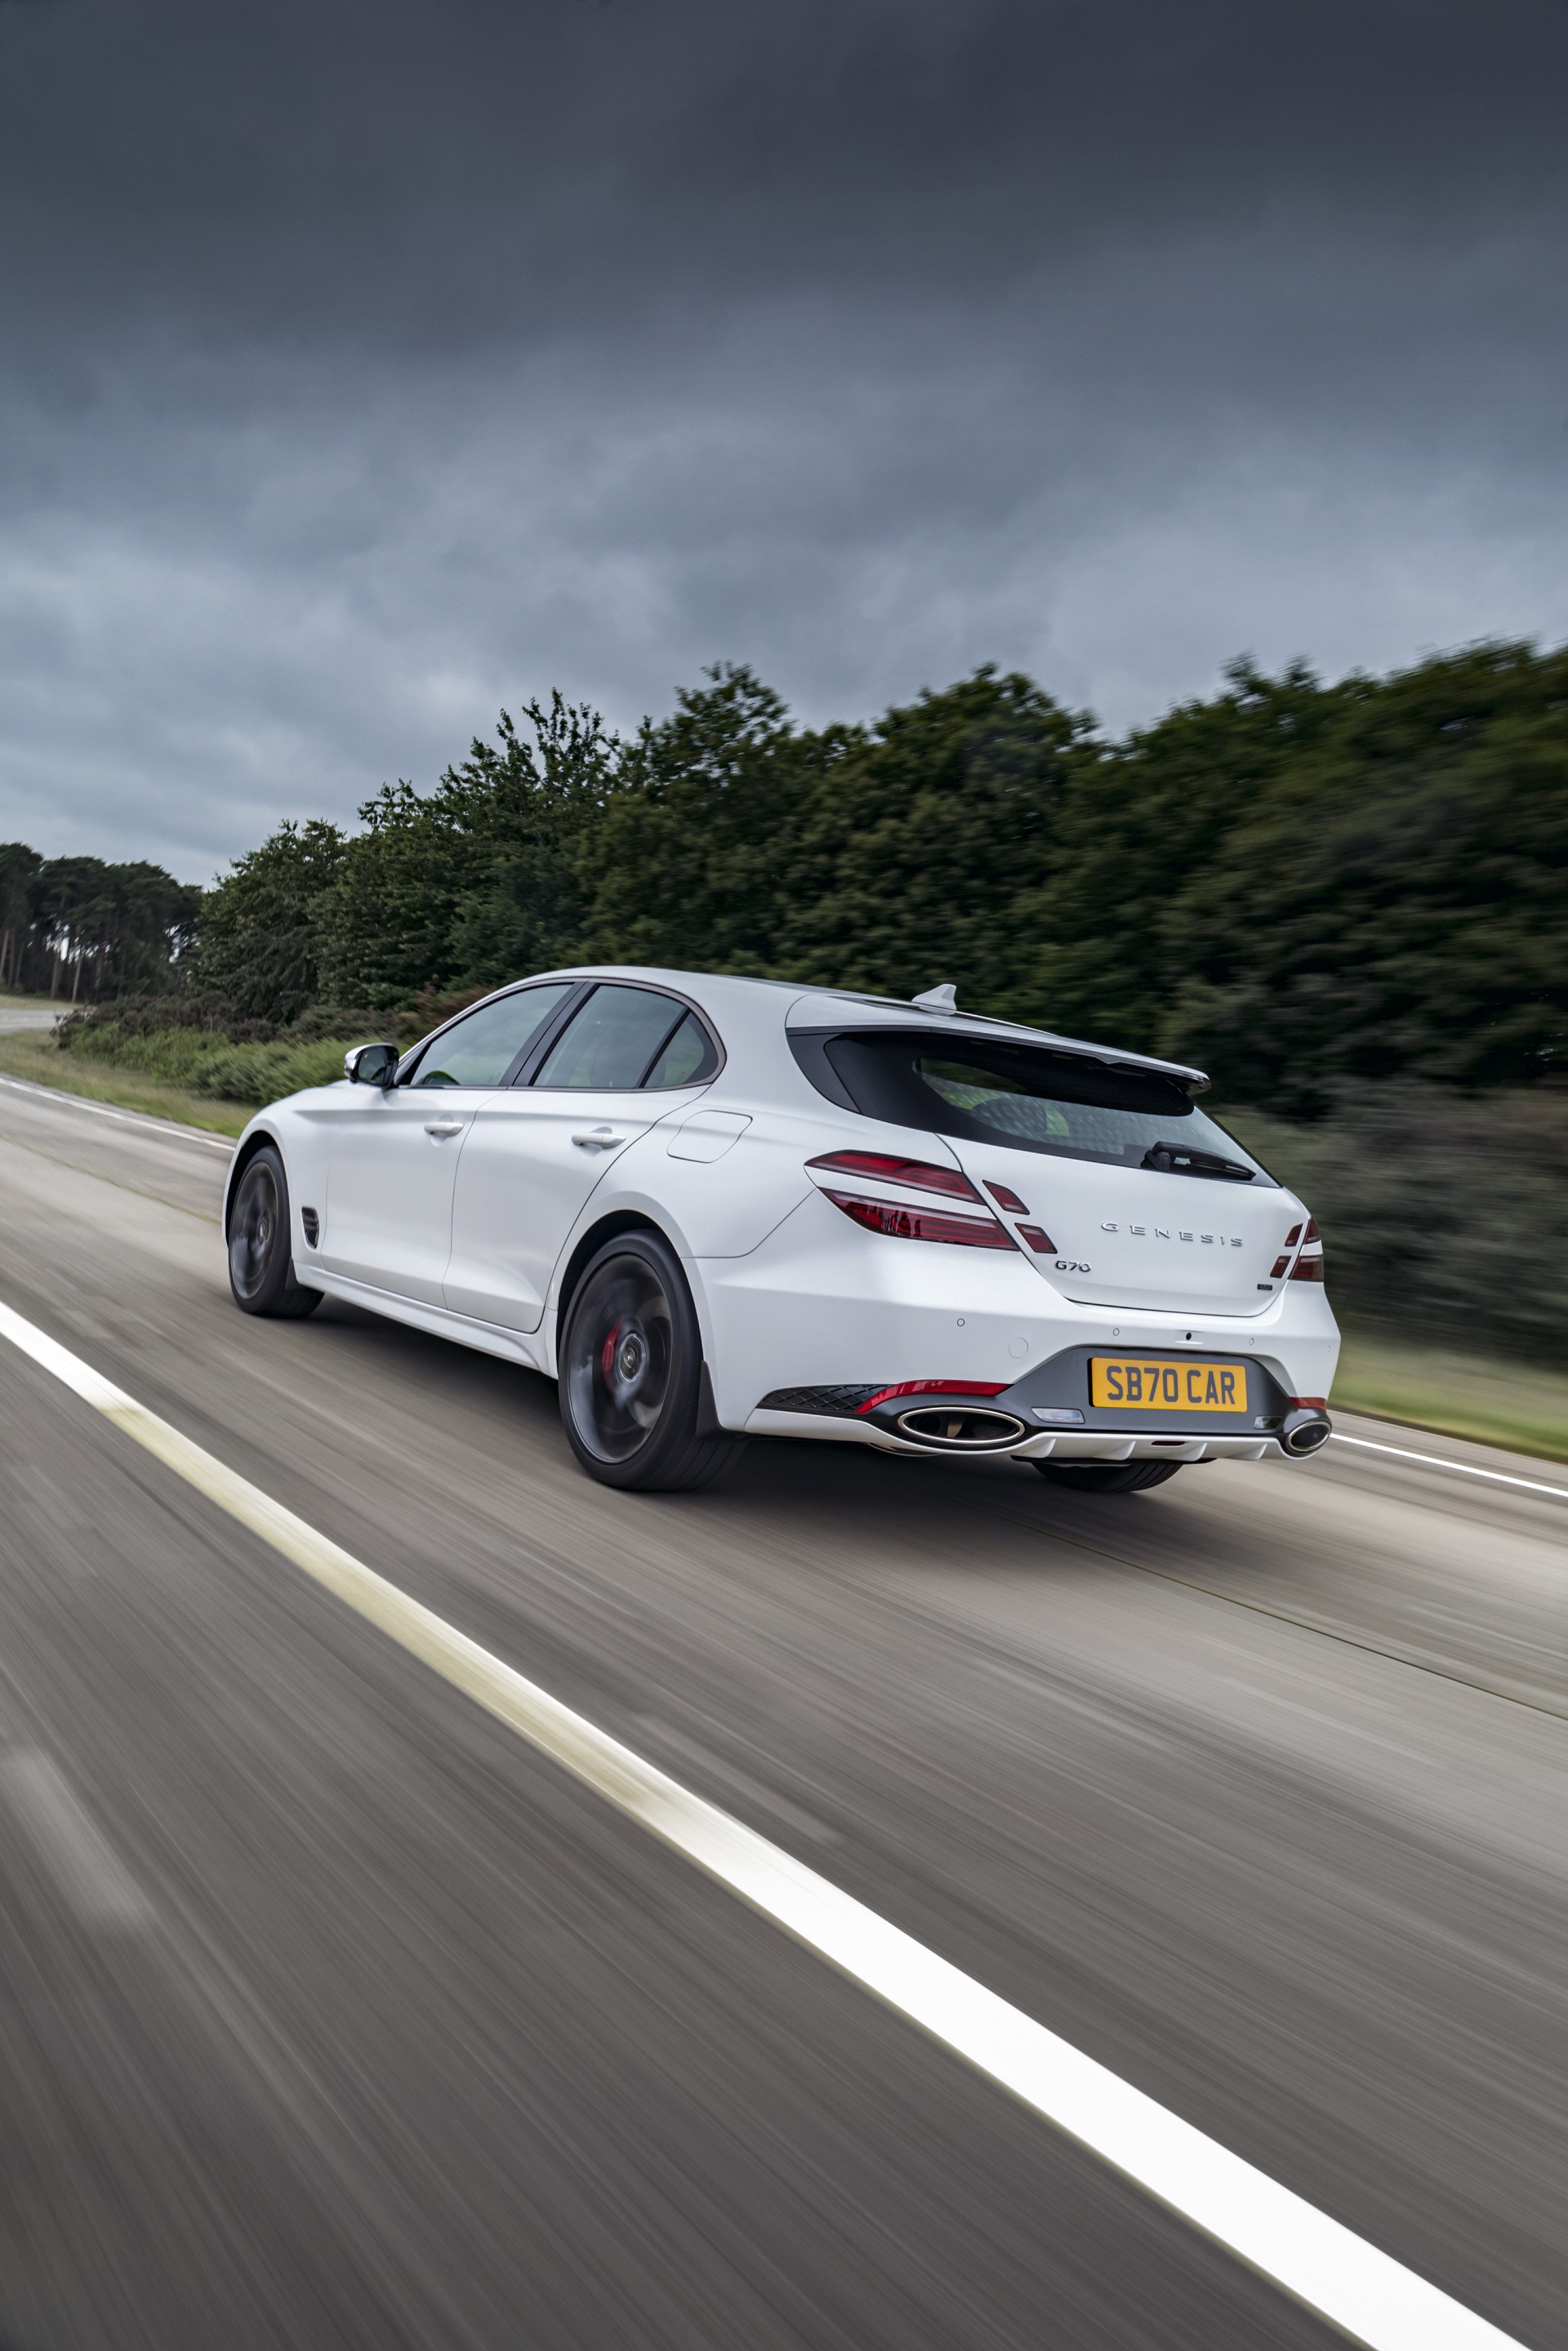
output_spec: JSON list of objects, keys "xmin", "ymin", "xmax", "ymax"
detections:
[{"xmin": 600, "ymin": 1321, "xmax": 622, "ymax": 1384}]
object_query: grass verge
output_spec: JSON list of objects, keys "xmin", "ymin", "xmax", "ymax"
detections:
[
  {"xmin": 0, "ymin": 1030, "xmax": 253, "ymax": 1137},
  {"xmin": 1333, "ymin": 1330, "xmax": 1568, "ymax": 1466}
]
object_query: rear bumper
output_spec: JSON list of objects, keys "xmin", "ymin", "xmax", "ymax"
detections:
[{"xmin": 701, "ymin": 1191, "xmax": 1341, "ymax": 1440}]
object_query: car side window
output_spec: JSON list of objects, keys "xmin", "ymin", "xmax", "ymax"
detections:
[
  {"xmin": 408, "ymin": 984, "xmax": 573, "ymax": 1089},
  {"xmin": 532, "ymin": 985, "xmax": 700, "ymax": 1089},
  {"xmin": 644, "ymin": 1011, "xmax": 719, "ymax": 1089}
]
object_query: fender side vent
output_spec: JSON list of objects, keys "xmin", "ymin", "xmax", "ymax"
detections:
[{"xmin": 301, "ymin": 1208, "xmax": 321, "ymax": 1248}]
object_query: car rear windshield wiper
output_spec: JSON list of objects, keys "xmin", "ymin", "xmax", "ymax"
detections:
[{"xmin": 1140, "ymin": 1142, "xmax": 1255, "ymax": 1182}]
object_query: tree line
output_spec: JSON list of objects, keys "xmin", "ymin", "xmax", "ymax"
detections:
[
  {"xmin": 0, "ymin": 844, "xmax": 201, "ymax": 1001},
  {"xmin": 10, "ymin": 640, "xmax": 1565, "ymax": 1116},
  {"xmin": 185, "ymin": 639, "xmax": 1566, "ymax": 1116}
]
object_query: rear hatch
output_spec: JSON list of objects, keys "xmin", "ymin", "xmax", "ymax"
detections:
[
  {"xmin": 794, "ymin": 1022, "xmax": 1300, "ymax": 1318},
  {"xmin": 944, "ymin": 1142, "xmax": 1293, "ymax": 1315}
]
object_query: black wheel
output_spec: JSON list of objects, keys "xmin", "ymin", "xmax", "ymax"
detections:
[
  {"xmin": 559, "ymin": 1232, "xmax": 742, "ymax": 1492},
  {"xmin": 228, "ymin": 1144, "xmax": 323, "ymax": 1320},
  {"xmin": 1032, "ymin": 1459, "xmax": 1183, "ymax": 1494}
]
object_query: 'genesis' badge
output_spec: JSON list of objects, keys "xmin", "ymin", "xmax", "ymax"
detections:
[{"xmin": 1101, "ymin": 1222, "xmax": 1243, "ymax": 1245}]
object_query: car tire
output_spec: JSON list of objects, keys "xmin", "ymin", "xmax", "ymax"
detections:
[
  {"xmin": 1032, "ymin": 1459, "xmax": 1182, "ymax": 1494},
  {"xmin": 228, "ymin": 1144, "xmax": 323, "ymax": 1320},
  {"xmin": 559, "ymin": 1231, "xmax": 743, "ymax": 1492}
]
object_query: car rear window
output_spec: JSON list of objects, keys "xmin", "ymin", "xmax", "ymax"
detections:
[
  {"xmin": 644, "ymin": 1012, "xmax": 719, "ymax": 1089},
  {"xmin": 797, "ymin": 1029, "xmax": 1274, "ymax": 1182}
]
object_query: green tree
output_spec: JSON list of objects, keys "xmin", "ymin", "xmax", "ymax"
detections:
[
  {"xmin": 776, "ymin": 666, "xmax": 1089, "ymax": 1010},
  {"xmin": 1160, "ymin": 642, "xmax": 1568, "ymax": 1108},
  {"xmin": 0, "ymin": 842, "xmax": 41, "ymax": 991},
  {"xmin": 1014, "ymin": 657, "xmax": 1360, "ymax": 1055},
  {"xmin": 446, "ymin": 692, "xmax": 622, "ymax": 985},
  {"xmin": 580, "ymin": 663, "xmax": 1089, "ymax": 1011},
  {"xmin": 580, "ymin": 665, "xmax": 830, "ymax": 973},
  {"xmin": 315, "ymin": 694, "xmax": 619, "ymax": 1006},
  {"xmin": 194, "ymin": 819, "xmax": 347, "ymax": 1022},
  {"xmin": 29, "ymin": 854, "xmax": 200, "ymax": 1000}
]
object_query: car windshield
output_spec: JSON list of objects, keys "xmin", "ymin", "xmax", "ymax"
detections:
[{"xmin": 811, "ymin": 1029, "xmax": 1274, "ymax": 1182}]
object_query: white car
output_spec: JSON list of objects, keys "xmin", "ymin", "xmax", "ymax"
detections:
[{"xmin": 224, "ymin": 967, "xmax": 1339, "ymax": 1493}]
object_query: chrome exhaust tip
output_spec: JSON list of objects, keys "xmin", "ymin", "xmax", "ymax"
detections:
[
  {"xmin": 1281, "ymin": 1408, "xmax": 1332, "ymax": 1456},
  {"xmin": 896, "ymin": 1406, "xmax": 1028, "ymax": 1450}
]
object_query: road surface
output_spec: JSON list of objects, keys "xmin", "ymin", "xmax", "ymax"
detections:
[{"xmin": 0, "ymin": 1074, "xmax": 1561, "ymax": 2349}]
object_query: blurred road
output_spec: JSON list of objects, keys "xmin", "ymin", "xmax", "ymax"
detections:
[{"xmin": 0, "ymin": 1077, "xmax": 1562, "ymax": 2351}]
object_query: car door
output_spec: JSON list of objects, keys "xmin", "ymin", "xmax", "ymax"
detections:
[
  {"xmin": 314, "ymin": 983, "xmax": 574, "ymax": 1304},
  {"xmin": 443, "ymin": 985, "xmax": 719, "ymax": 1331}
]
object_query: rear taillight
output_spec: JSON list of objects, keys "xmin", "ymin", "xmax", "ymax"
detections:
[
  {"xmin": 1270, "ymin": 1223, "xmax": 1303, "ymax": 1280},
  {"xmin": 986, "ymin": 1181, "xmax": 1029, "ymax": 1213},
  {"xmin": 1288, "ymin": 1217, "xmax": 1325, "ymax": 1282},
  {"xmin": 822, "ymin": 1191, "xmax": 1018, "ymax": 1249},
  {"xmin": 807, "ymin": 1149, "xmax": 1019, "ymax": 1248},
  {"xmin": 807, "ymin": 1151, "xmax": 980, "ymax": 1201},
  {"xmin": 1015, "ymin": 1224, "xmax": 1060, "ymax": 1253}
]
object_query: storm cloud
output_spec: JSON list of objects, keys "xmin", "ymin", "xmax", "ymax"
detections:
[{"xmin": 2, "ymin": 0, "xmax": 1566, "ymax": 875}]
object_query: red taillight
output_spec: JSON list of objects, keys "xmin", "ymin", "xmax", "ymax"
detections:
[
  {"xmin": 822, "ymin": 1191, "xmax": 1018, "ymax": 1249},
  {"xmin": 855, "ymin": 1378, "xmax": 1009, "ymax": 1414},
  {"xmin": 1015, "ymin": 1224, "xmax": 1060, "ymax": 1253},
  {"xmin": 807, "ymin": 1151, "xmax": 980, "ymax": 1201},
  {"xmin": 1289, "ymin": 1217, "xmax": 1325, "ymax": 1282},
  {"xmin": 986, "ymin": 1181, "xmax": 1029, "ymax": 1213},
  {"xmin": 1270, "ymin": 1223, "xmax": 1304, "ymax": 1280}
]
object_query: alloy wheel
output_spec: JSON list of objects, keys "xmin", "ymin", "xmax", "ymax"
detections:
[
  {"xmin": 565, "ymin": 1256, "xmax": 675, "ymax": 1463},
  {"xmin": 229, "ymin": 1160, "xmax": 281, "ymax": 1302}
]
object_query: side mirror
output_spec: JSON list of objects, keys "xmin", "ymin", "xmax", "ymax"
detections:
[{"xmin": 345, "ymin": 1041, "xmax": 399, "ymax": 1089}]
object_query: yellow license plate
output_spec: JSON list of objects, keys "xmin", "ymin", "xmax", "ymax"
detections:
[{"xmin": 1090, "ymin": 1357, "xmax": 1249, "ymax": 1413}]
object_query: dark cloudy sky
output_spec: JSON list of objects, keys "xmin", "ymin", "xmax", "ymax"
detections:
[{"xmin": 2, "ymin": 0, "xmax": 1566, "ymax": 879}]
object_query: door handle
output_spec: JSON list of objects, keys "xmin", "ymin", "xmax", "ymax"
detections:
[
  {"xmin": 572, "ymin": 1129, "xmax": 626, "ymax": 1150},
  {"xmin": 424, "ymin": 1120, "xmax": 466, "ymax": 1138}
]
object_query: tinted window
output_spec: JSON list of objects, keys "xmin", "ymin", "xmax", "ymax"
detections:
[
  {"xmin": 805, "ymin": 1030, "xmax": 1273, "ymax": 1182},
  {"xmin": 410, "ymin": 984, "xmax": 572, "ymax": 1089},
  {"xmin": 532, "ymin": 986, "xmax": 688, "ymax": 1089},
  {"xmin": 644, "ymin": 1012, "xmax": 718, "ymax": 1089}
]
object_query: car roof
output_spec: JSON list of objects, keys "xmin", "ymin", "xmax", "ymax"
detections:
[{"xmin": 517, "ymin": 965, "xmax": 1210, "ymax": 1089}]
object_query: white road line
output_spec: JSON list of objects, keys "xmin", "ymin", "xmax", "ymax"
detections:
[
  {"xmin": 1331, "ymin": 1432, "xmax": 1568, "ymax": 1503},
  {"xmin": 633, "ymin": 1716, "xmax": 840, "ymax": 1844},
  {"xmin": 0, "ymin": 1074, "xmax": 235, "ymax": 1152},
  {"xmin": 0, "ymin": 1297, "xmax": 1526, "ymax": 2351}
]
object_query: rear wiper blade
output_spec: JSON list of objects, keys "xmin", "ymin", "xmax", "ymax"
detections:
[{"xmin": 1140, "ymin": 1143, "xmax": 1254, "ymax": 1182}]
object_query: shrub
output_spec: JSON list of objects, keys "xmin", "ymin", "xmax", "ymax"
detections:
[
  {"xmin": 189, "ymin": 1038, "xmax": 355, "ymax": 1102},
  {"xmin": 51, "ymin": 1004, "xmax": 381, "ymax": 1104}
]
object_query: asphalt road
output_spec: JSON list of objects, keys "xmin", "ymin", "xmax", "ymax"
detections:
[{"xmin": 0, "ymin": 1074, "xmax": 1562, "ymax": 2351}]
